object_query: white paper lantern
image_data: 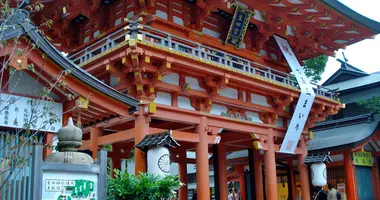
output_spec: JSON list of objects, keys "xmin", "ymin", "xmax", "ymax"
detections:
[
  {"xmin": 147, "ymin": 146, "xmax": 170, "ymax": 176},
  {"xmin": 311, "ymin": 162, "xmax": 327, "ymax": 186}
]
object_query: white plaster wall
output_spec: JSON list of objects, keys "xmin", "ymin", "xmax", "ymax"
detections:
[
  {"xmin": 220, "ymin": 87, "xmax": 238, "ymax": 99},
  {"xmin": 185, "ymin": 77, "xmax": 206, "ymax": 91},
  {"xmin": 173, "ymin": 16, "xmax": 184, "ymax": 26},
  {"xmin": 254, "ymin": 10, "xmax": 265, "ymax": 22},
  {"xmin": 201, "ymin": 27, "xmax": 220, "ymax": 38},
  {"xmin": 276, "ymin": 117, "xmax": 284, "ymax": 127},
  {"xmin": 242, "ymin": 91, "xmax": 247, "ymax": 102},
  {"xmin": 154, "ymin": 92, "xmax": 172, "ymax": 106},
  {"xmin": 155, "ymin": 10, "xmax": 168, "ymax": 20},
  {"xmin": 251, "ymin": 93, "xmax": 272, "ymax": 107},
  {"xmin": 9, "ymin": 71, "xmax": 61, "ymax": 100},
  {"xmin": 162, "ymin": 73, "xmax": 180, "ymax": 85},
  {"xmin": 126, "ymin": 11, "xmax": 134, "ymax": 19},
  {"xmin": 110, "ymin": 76, "xmax": 119, "ymax": 87},
  {"xmin": 210, "ymin": 104, "xmax": 228, "ymax": 116},
  {"xmin": 245, "ymin": 111, "xmax": 263, "ymax": 123},
  {"xmin": 177, "ymin": 96, "xmax": 195, "ymax": 110}
]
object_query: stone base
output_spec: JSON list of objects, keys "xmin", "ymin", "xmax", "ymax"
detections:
[{"xmin": 45, "ymin": 152, "xmax": 94, "ymax": 165}]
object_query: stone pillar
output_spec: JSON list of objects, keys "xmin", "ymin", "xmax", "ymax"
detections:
[
  {"xmin": 196, "ymin": 116, "xmax": 210, "ymax": 200},
  {"xmin": 179, "ymin": 150, "xmax": 188, "ymax": 200},
  {"xmin": 344, "ymin": 151, "xmax": 357, "ymax": 200},
  {"xmin": 264, "ymin": 128, "xmax": 277, "ymax": 200},
  {"xmin": 90, "ymin": 127, "xmax": 102, "ymax": 159},
  {"xmin": 254, "ymin": 150, "xmax": 264, "ymax": 200},
  {"xmin": 218, "ymin": 144, "xmax": 228, "ymax": 200},
  {"xmin": 134, "ymin": 105, "xmax": 149, "ymax": 174},
  {"xmin": 237, "ymin": 165, "xmax": 246, "ymax": 200},
  {"xmin": 298, "ymin": 138, "xmax": 311, "ymax": 200}
]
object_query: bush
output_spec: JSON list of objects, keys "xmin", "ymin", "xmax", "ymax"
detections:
[{"xmin": 107, "ymin": 169, "xmax": 181, "ymax": 200}]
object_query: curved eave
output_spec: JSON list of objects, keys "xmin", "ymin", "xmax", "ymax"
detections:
[
  {"xmin": 320, "ymin": 0, "xmax": 380, "ymax": 34},
  {"xmin": 2, "ymin": 11, "xmax": 139, "ymax": 113}
]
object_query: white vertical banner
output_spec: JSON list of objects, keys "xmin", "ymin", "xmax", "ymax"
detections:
[{"xmin": 274, "ymin": 35, "xmax": 315, "ymax": 154}]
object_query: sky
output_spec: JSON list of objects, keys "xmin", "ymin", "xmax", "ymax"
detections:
[{"xmin": 320, "ymin": 0, "xmax": 380, "ymax": 83}]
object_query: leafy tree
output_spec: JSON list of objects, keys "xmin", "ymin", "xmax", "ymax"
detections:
[
  {"xmin": 303, "ymin": 54, "xmax": 328, "ymax": 83},
  {"xmin": 358, "ymin": 96, "xmax": 380, "ymax": 114}
]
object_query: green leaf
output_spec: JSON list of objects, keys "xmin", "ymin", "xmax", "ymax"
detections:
[{"xmin": 303, "ymin": 54, "xmax": 328, "ymax": 83}]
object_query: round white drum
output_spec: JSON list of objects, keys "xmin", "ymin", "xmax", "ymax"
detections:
[{"xmin": 147, "ymin": 146, "xmax": 170, "ymax": 176}]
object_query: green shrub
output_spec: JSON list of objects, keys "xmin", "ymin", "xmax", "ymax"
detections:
[{"xmin": 107, "ymin": 169, "xmax": 180, "ymax": 200}]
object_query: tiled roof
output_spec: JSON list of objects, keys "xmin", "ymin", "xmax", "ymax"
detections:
[
  {"xmin": 309, "ymin": 114, "xmax": 379, "ymax": 152},
  {"xmin": 325, "ymin": 72, "xmax": 380, "ymax": 92},
  {"xmin": 303, "ymin": 152, "xmax": 333, "ymax": 164},
  {"xmin": 135, "ymin": 130, "xmax": 180, "ymax": 153}
]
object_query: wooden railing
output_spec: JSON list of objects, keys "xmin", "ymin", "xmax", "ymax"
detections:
[{"xmin": 68, "ymin": 23, "xmax": 337, "ymax": 100}]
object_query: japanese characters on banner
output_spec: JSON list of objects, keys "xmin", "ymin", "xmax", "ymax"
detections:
[
  {"xmin": 0, "ymin": 93, "xmax": 63, "ymax": 133},
  {"xmin": 274, "ymin": 35, "xmax": 315, "ymax": 154}
]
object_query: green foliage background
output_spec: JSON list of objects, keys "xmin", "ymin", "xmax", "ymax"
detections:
[
  {"xmin": 303, "ymin": 55, "xmax": 328, "ymax": 83},
  {"xmin": 358, "ymin": 96, "xmax": 380, "ymax": 114},
  {"xmin": 107, "ymin": 170, "xmax": 180, "ymax": 200}
]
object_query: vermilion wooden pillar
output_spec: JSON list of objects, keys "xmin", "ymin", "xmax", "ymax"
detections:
[
  {"xmin": 90, "ymin": 127, "xmax": 102, "ymax": 159},
  {"xmin": 179, "ymin": 150, "xmax": 188, "ymax": 200},
  {"xmin": 254, "ymin": 150, "xmax": 264, "ymax": 200},
  {"xmin": 43, "ymin": 133, "xmax": 54, "ymax": 159},
  {"xmin": 288, "ymin": 159, "xmax": 297, "ymax": 200},
  {"xmin": 218, "ymin": 144, "xmax": 228, "ymax": 200},
  {"xmin": 298, "ymin": 138, "xmax": 311, "ymax": 200},
  {"xmin": 195, "ymin": 116, "xmax": 210, "ymax": 200},
  {"xmin": 264, "ymin": 128, "xmax": 278, "ymax": 200},
  {"xmin": 135, "ymin": 105, "xmax": 149, "ymax": 174},
  {"xmin": 372, "ymin": 158, "xmax": 380, "ymax": 200},
  {"xmin": 237, "ymin": 165, "xmax": 246, "ymax": 200},
  {"xmin": 111, "ymin": 144, "xmax": 121, "ymax": 177},
  {"xmin": 344, "ymin": 151, "xmax": 357, "ymax": 200}
]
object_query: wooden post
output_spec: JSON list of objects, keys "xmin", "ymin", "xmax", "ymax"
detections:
[
  {"xmin": 298, "ymin": 138, "xmax": 310, "ymax": 200},
  {"xmin": 179, "ymin": 150, "xmax": 188, "ymax": 200},
  {"xmin": 288, "ymin": 159, "xmax": 297, "ymax": 200},
  {"xmin": 134, "ymin": 105, "xmax": 149, "ymax": 174},
  {"xmin": 264, "ymin": 128, "xmax": 278, "ymax": 200},
  {"xmin": 90, "ymin": 127, "xmax": 102, "ymax": 159},
  {"xmin": 218, "ymin": 144, "xmax": 228, "ymax": 200},
  {"xmin": 344, "ymin": 151, "xmax": 357, "ymax": 200},
  {"xmin": 237, "ymin": 165, "xmax": 246, "ymax": 200},
  {"xmin": 254, "ymin": 150, "xmax": 264, "ymax": 200},
  {"xmin": 196, "ymin": 116, "xmax": 210, "ymax": 200},
  {"xmin": 372, "ymin": 158, "xmax": 380, "ymax": 200},
  {"xmin": 43, "ymin": 132, "xmax": 55, "ymax": 159},
  {"xmin": 111, "ymin": 144, "xmax": 122, "ymax": 177}
]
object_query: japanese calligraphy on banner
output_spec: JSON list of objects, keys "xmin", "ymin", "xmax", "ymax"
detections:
[
  {"xmin": 0, "ymin": 93, "xmax": 62, "ymax": 132},
  {"xmin": 352, "ymin": 152, "xmax": 373, "ymax": 167},
  {"xmin": 225, "ymin": 4, "xmax": 253, "ymax": 48},
  {"xmin": 274, "ymin": 35, "xmax": 315, "ymax": 154}
]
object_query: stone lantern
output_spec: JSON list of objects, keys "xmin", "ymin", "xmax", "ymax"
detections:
[{"xmin": 45, "ymin": 117, "xmax": 94, "ymax": 165}]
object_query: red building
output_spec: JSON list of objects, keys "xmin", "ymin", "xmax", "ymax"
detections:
[{"xmin": 2, "ymin": 0, "xmax": 380, "ymax": 199}]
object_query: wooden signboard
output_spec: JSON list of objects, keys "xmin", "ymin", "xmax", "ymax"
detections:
[{"xmin": 352, "ymin": 152, "xmax": 373, "ymax": 167}]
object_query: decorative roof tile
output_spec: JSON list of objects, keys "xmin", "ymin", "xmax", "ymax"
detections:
[{"xmin": 135, "ymin": 130, "xmax": 180, "ymax": 153}]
